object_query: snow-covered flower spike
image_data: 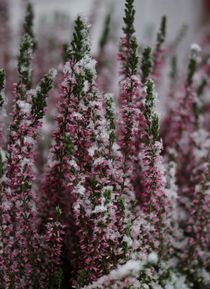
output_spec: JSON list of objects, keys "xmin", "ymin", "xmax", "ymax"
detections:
[{"xmin": 65, "ymin": 15, "xmax": 90, "ymax": 63}]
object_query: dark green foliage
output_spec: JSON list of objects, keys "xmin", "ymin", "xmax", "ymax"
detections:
[
  {"xmin": 0, "ymin": 151, "xmax": 4, "ymax": 178},
  {"xmin": 23, "ymin": 2, "xmax": 36, "ymax": 50},
  {"xmin": 99, "ymin": 13, "xmax": 111, "ymax": 50},
  {"xmin": 125, "ymin": 219, "xmax": 132, "ymax": 237},
  {"xmin": 103, "ymin": 188, "xmax": 112, "ymax": 205},
  {"xmin": 156, "ymin": 15, "xmax": 167, "ymax": 50},
  {"xmin": 193, "ymin": 78, "xmax": 208, "ymax": 126},
  {"xmin": 63, "ymin": 42, "xmax": 69, "ymax": 64},
  {"xmin": 105, "ymin": 94, "xmax": 116, "ymax": 148},
  {"xmin": 55, "ymin": 206, "xmax": 62, "ymax": 221},
  {"xmin": 49, "ymin": 268, "xmax": 64, "ymax": 289},
  {"xmin": 141, "ymin": 46, "xmax": 152, "ymax": 84},
  {"xmin": 125, "ymin": 36, "xmax": 139, "ymax": 76},
  {"xmin": 197, "ymin": 77, "xmax": 207, "ymax": 97},
  {"xmin": 144, "ymin": 80, "xmax": 159, "ymax": 143},
  {"xmin": 31, "ymin": 69, "xmax": 55, "ymax": 120},
  {"xmin": 0, "ymin": 69, "xmax": 5, "ymax": 108},
  {"xmin": 118, "ymin": 197, "xmax": 125, "ymax": 212},
  {"xmin": 122, "ymin": 0, "xmax": 139, "ymax": 76},
  {"xmin": 63, "ymin": 134, "xmax": 74, "ymax": 158},
  {"xmin": 169, "ymin": 56, "xmax": 177, "ymax": 81},
  {"xmin": 187, "ymin": 47, "xmax": 199, "ymax": 88},
  {"xmin": 144, "ymin": 80, "xmax": 155, "ymax": 122},
  {"xmin": 78, "ymin": 269, "xmax": 88, "ymax": 287},
  {"xmin": 17, "ymin": 33, "xmax": 33, "ymax": 90},
  {"xmin": 65, "ymin": 16, "xmax": 90, "ymax": 62},
  {"xmin": 151, "ymin": 113, "xmax": 159, "ymax": 142},
  {"xmin": 123, "ymin": 0, "xmax": 135, "ymax": 36}
]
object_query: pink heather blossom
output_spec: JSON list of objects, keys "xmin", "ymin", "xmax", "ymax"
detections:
[{"xmin": 0, "ymin": 1, "xmax": 210, "ymax": 288}]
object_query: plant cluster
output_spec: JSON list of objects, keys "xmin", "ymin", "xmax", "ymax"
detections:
[{"xmin": 0, "ymin": 0, "xmax": 209, "ymax": 288}]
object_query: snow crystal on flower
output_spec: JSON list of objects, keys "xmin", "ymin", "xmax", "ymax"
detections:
[
  {"xmin": 191, "ymin": 43, "xmax": 201, "ymax": 52},
  {"xmin": 110, "ymin": 260, "xmax": 143, "ymax": 279},
  {"xmin": 88, "ymin": 145, "xmax": 97, "ymax": 157},
  {"xmin": 17, "ymin": 100, "xmax": 31, "ymax": 114},
  {"xmin": 73, "ymin": 112, "xmax": 83, "ymax": 120},
  {"xmin": 76, "ymin": 183, "xmax": 86, "ymax": 195},
  {"xmin": 63, "ymin": 62, "xmax": 71, "ymax": 74},
  {"xmin": 78, "ymin": 55, "xmax": 96, "ymax": 76},
  {"xmin": 92, "ymin": 204, "xmax": 107, "ymax": 214},
  {"xmin": 148, "ymin": 252, "xmax": 158, "ymax": 264},
  {"xmin": 69, "ymin": 159, "xmax": 79, "ymax": 169}
]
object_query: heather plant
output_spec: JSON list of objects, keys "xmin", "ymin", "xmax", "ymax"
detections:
[{"xmin": 0, "ymin": 0, "xmax": 210, "ymax": 289}]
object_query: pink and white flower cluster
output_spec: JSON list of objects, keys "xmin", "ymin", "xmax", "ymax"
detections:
[{"xmin": 0, "ymin": 0, "xmax": 209, "ymax": 288}]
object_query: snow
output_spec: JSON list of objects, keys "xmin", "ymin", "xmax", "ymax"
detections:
[
  {"xmin": 17, "ymin": 100, "xmax": 32, "ymax": 114},
  {"xmin": 88, "ymin": 145, "xmax": 97, "ymax": 157},
  {"xmin": 110, "ymin": 260, "xmax": 143, "ymax": 279},
  {"xmin": 76, "ymin": 183, "xmax": 86, "ymax": 195},
  {"xmin": 92, "ymin": 204, "xmax": 107, "ymax": 214},
  {"xmin": 78, "ymin": 55, "xmax": 96, "ymax": 77},
  {"xmin": 191, "ymin": 43, "xmax": 201, "ymax": 52},
  {"xmin": 147, "ymin": 252, "xmax": 158, "ymax": 264}
]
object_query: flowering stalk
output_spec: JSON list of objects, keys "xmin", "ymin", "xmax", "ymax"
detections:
[
  {"xmin": 152, "ymin": 15, "xmax": 167, "ymax": 80},
  {"xmin": 0, "ymin": 20, "xmax": 57, "ymax": 285},
  {"xmin": 118, "ymin": 0, "xmax": 145, "ymax": 191},
  {"xmin": 141, "ymin": 46, "xmax": 152, "ymax": 85},
  {"xmin": 140, "ymin": 80, "xmax": 169, "ymax": 255},
  {"xmin": 96, "ymin": 12, "xmax": 117, "ymax": 93},
  {"xmin": 23, "ymin": 2, "xmax": 36, "ymax": 50},
  {"xmin": 0, "ymin": 69, "xmax": 6, "ymax": 147}
]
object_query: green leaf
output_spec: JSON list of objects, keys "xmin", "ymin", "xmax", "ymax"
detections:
[
  {"xmin": 31, "ymin": 69, "xmax": 56, "ymax": 120},
  {"xmin": 123, "ymin": 0, "xmax": 135, "ymax": 36},
  {"xmin": 65, "ymin": 16, "xmax": 90, "ymax": 62},
  {"xmin": 64, "ymin": 134, "xmax": 74, "ymax": 158},
  {"xmin": 103, "ymin": 188, "xmax": 112, "ymax": 205},
  {"xmin": 23, "ymin": 2, "xmax": 36, "ymax": 50},
  {"xmin": 17, "ymin": 33, "xmax": 34, "ymax": 91},
  {"xmin": 0, "ymin": 69, "xmax": 5, "ymax": 108},
  {"xmin": 141, "ymin": 46, "xmax": 152, "ymax": 84}
]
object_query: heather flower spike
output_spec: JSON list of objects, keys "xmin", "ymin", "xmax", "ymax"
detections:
[
  {"xmin": 23, "ymin": 2, "xmax": 36, "ymax": 50},
  {"xmin": 65, "ymin": 16, "xmax": 90, "ymax": 62},
  {"xmin": 123, "ymin": 0, "xmax": 135, "ymax": 36},
  {"xmin": 141, "ymin": 46, "xmax": 152, "ymax": 84},
  {"xmin": 17, "ymin": 33, "xmax": 34, "ymax": 92},
  {"xmin": 0, "ymin": 0, "xmax": 210, "ymax": 288},
  {"xmin": 187, "ymin": 44, "xmax": 200, "ymax": 88},
  {"xmin": 99, "ymin": 13, "xmax": 111, "ymax": 50},
  {"xmin": 0, "ymin": 69, "xmax": 5, "ymax": 107},
  {"xmin": 152, "ymin": 15, "xmax": 167, "ymax": 79},
  {"xmin": 144, "ymin": 79, "xmax": 159, "ymax": 143},
  {"xmin": 31, "ymin": 69, "xmax": 57, "ymax": 120}
]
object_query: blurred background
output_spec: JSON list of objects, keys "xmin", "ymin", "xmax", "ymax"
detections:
[
  {"xmin": 8, "ymin": 0, "xmax": 209, "ymax": 54},
  {"xmin": 0, "ymin": 0, "xmax": 209, "ymax": 102}
]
